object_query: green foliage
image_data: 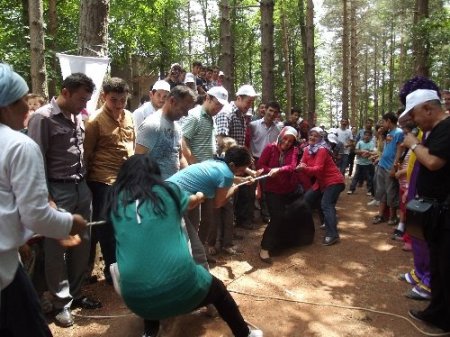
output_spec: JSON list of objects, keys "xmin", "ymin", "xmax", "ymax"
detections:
[{"xmin": 0, "ymin": 0, "xmax": 30, "ymax": 81}]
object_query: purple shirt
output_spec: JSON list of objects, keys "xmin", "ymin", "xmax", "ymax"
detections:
[{"xmin": 27, "ymin": 98, "xmax": 86, "ymax": 180}]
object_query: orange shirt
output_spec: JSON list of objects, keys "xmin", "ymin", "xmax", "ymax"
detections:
[{"xmin": 84, "ymin": 105, "xmax": 135, "ymax": 185}]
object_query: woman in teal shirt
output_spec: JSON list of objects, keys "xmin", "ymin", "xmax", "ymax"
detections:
[{"xmin": 108, "ymin": 155, "xmax": 262, "ymax": 337}]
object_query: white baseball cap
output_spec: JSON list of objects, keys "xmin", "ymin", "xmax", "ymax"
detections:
[
  {"xmin": 218, "ymin": 71, "xmax": 224, "ymax": 76},
  {"xmin": 207, "ymin": 86, "xmax": 229, "ymax": 106},
  {"xmin": 236, "ymin": 84, "xmax": 259, "ymax": 97},
  {"xmin": 152, "ymin": 80, "xmax": 170, "ymax": 92},
  {"xmin": 327, "ymin": 133, "xmax": 338, "ymax": 144},
  {"xmin": 399, "ymin": 89, "xmax": 440, "ymax": 123},
  {"xmin": 184, "ymin": 72, "xmax": 195, "ymax": 84}
]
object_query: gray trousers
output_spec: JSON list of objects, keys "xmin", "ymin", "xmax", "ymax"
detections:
[
  {"xmin": 184, "ymin": 207, "xmax": 209, "ymax": 271},
  {"xmin": 45, "ymin": 180, "xmax": 91, "ymax": 310}
]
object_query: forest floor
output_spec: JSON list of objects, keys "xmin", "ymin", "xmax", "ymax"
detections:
[{"xmin": 50, "ymin": 177, "xmax": 442, "ymax": 337}]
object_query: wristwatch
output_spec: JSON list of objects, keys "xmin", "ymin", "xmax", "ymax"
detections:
[{"xmin": 411, "ymin": 143, "xmax": 420, "ymax": 152}]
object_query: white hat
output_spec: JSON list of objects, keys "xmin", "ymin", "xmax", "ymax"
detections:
[
  {"xmin": 218, "ymin": 71, "xmax": 224, "ymax": 76},
  {"xmin": 399, "ymin": 89, "xmax": 440, "ymax": 123},
  {"xmin": 327, "ymin": 128, "xmax": 337, "ymax": 135},
  {"xmin": 152, "ymin": 80, "xmax": 170, "ymax": 92},
  {"xmin": 236, "ymin": 84, "xmax": 259, "ymax": 97},
  {"xmin": 327, "ymin": 133, "xmax": 338, "ymax": 144},
  {"xmin": 310, "ymin": 126, "xmax": 324, "ymax": 135},
  {"xmin": 207, "ymin": 86, "xmax": 229, "ymax": 106},
  {"xmin": 184, "ymin": 72, "xmax": 195, "ymax": 84}
]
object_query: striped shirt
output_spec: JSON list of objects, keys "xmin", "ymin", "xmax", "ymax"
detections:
[{"xmin": 182, "ymin": 105, "xmax": 216, "ymax": 162}]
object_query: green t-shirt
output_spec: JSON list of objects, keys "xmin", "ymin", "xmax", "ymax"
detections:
[{"xmin": 111, "ymin": 184, "xmax": 212, "ymax": 319}]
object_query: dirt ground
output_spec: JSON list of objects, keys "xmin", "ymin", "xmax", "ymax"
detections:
[{"xmin": 50, "ymin": 180, "xmax": 440, "ymax": 337}]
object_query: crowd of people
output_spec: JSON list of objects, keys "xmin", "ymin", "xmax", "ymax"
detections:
[{"xmin": 1, "ymin": 59, "xmax": 450, "ymax": 337}]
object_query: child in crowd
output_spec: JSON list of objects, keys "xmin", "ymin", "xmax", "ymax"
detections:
[
  {"xmin": 23, "ymin": 93, "xmax": 45, "ymax": 128},
  {"xmin": 347, "ymin": 130, "xmax": 376, "ymax": 195}
]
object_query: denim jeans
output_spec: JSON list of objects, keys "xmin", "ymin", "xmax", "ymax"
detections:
[
  {"xmin": 349, "ymin": 164, "xmax": 374, "ymax": 194},
  {"xmin": 338, "ymin": 154, "xmax": 349, "ymax": 175},
  {"xmin": 304, "ymin": 183, "xmax": 344, "ymax": 238}
]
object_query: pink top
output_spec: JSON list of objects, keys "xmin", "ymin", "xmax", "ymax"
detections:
[
  {"xmin": 301, "ymin": 147, "xmax": 344, "ymax": 191},
  {"xmin": 257, "ymin": 143, "xmax": 299, "ymax": 194}
]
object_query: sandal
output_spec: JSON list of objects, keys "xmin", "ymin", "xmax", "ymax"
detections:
[{"xmin": 372, "ymin": 215, "xmax": 386, "ymax": 224}]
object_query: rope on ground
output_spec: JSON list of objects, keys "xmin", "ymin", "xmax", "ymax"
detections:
[
  {"xmin": 72, "ymin": 312, "xmax": 134, "ymax": 319},
  {"xmin": 228, "ymin": 288, "xmax": 450, "ymax": 337}
]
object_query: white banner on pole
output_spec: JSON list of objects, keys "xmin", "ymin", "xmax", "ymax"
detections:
[{"xmin": 56, "ymin": 53, "xmax": 110, "ymax": 114}]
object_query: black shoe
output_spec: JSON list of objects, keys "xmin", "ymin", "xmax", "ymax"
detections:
[
  {"xmin": 259, "ymin": 250, "xmax": 272, "ymax": 264},
  {"xmin": 236, "ymin": 222, "xmax": 257, "ymax": 230},
  {"xmin": 73, "ymin": 296, "xmax": 102, "ymax": 309},
  {"xmin": 322, "ymin": 236, "xmax": 339, "ymax": 246},
  {"xmin": 408, "ymin": 309, "xmax": 428, "ymax": 323},
  {"xmin": 54, "ymin": 308, "xmax": 74, "ymax": 327}
]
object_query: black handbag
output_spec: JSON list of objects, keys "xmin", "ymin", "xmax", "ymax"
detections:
[{"xmin": 405, "ymin": 198, "xmax": 436, "ymax": 240}]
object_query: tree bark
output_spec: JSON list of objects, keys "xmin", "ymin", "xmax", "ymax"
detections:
[
  {"xmin": 305, "ymin": 0, "xmax": 315, "ymax": 126},
  {"xmin": 78, "ymin": 0, "xmax": 110, "ymax": 57},
  {"xmin": 280, "ymin": 0, "xmax": 292, "ymax": 116},
  {"xmin": 260, "ymin": 0, "xmax": 275, "ymax": 103},
  {"xmin": 219, "ymin": 0, "xmax": 234, "ymax": 98},
  {"xmin": 413, "ymin": 0, "xmax": 429, "ymax": 76},
  {"xmin": 28, "ymin": 0, "xmax": 48, "ymax": 98},
  {"xmin": 350, "ymin": 0, "xmax": 358, "ymax": 126},
  {"xmin": 341, "ymin": 0, "xmax": 349, "ymax": 119},
  {"xmin": 48, "ymin": 0, "xmax": 57, "ymax": 98}
]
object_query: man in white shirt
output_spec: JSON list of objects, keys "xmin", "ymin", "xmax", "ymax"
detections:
[
  {"xmin": 336, "ymin": 118, "xmax": 354, "ymax": 175},
  {"xmin": 0, "ymin": 63, "xmax": 87, "ymax": 337},
  {"xmin": 248, "ymin": 101, "xmax": 282, "ymax": 222},
  {"xmin": 133, "ymin": 79, "xmax": 170, "ymax": 132}
]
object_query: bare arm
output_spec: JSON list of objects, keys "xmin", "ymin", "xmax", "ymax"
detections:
[
  {"xmin": 182, "ymin": 137, "xmax": 197, "ymax": 165},
  {"xmin": 214, "ymin": 185, "xmax": 238, "ymax": 208},
  {"xmin": 403, "ymin": 133, "xmax": 447, "ymax": 171},
  {"xmin": 135, "ymin": 143, "xmax": 149, "ymax": 155}
]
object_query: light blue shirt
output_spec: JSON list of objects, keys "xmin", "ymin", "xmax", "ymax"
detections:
[
  {"xmin": 355, "ymin": 140, "xmax": 375, "ymax": 165},
  {"xmin": 136, "ymin": 110, "xmax": 182, "ymax": 180},
  {"xmin": 379, "ymin": 127, "xmax": 404, "ymax": 170},
  {"xmin": 166, "ymin": 160, "xmax": 234, "ymax": 199}
]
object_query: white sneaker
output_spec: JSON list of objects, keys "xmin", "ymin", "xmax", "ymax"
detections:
[
  {"xmin": 248, "ymin": 329, "xmax": 263, "ymax": 337},
  {"xmin": 367, "ymin": 199, "xmax": 380, "ymax": 206}
]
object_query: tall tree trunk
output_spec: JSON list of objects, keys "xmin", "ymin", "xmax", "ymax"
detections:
[
  {"xmin": 78, "ymin": 0, "xmax": 110, "ymax": 56},
  {"xmin": 363, "ymin": 48, "xmax": 369, "ymax": 125},
  {"xmin": 298, "ymin": 0, "xmax": 315, "ymax": 124},
  {"xmin": 413, "ymin": 0, "xmax": 429, "ymax": 76},
  {"xmin": 29, "ymin": 0, "xmax": 48, "ymax": 98},
  {"xmin": 260, "ymin": 0, "xmax": 275, "ymax": 103},
  {"xmin": 388, "ymin": 20, "xmax": 395, "ymax": 112},
  {"xmin": 187, "ymin": 0, "xmax": 192, "ymax": 66},
  {"xmin": 305, "ymin": 0, "xmax": 315, "ymax": 126},
  {"xmin": 280, "ymin": 0, "xmax": 292, "ymax": 116},
  {"xmin": 48, "ymin": 0, "xmax": 57, "ymax": 98},
  {"xmin": 219, "ymin": 0, "xmax": 234, "ymax": 97},
  {"xmin": 381, "ymin": 32, "xmax": 386, "ymax": 115},
  {"xmin": 373, "ymin": 37, "xmax": 379, "ymax": 122},
  {"xmin": 341, "ymin": 0, "xmax": 350, "ymax": 119},
  {"xmin": 199, "ymin": 0, "xmax": 216, "ymax": 65},
  {"xmin": 349, "ymin": 0, "xmax": 358, "ymax": 126}
]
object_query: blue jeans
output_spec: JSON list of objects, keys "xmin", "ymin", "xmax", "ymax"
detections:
[
  {"xmin": 349, "ymin": 164, "xmax": 374, "ymax": 194},
  {"xmin": 304, "ymin": 183, "xmax": 345, "ymax": 238},
  {"xmin": 338, "ymin": 154, "xmax": 349, "ymax": 175}
]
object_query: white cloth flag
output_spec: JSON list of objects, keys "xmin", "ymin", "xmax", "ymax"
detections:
[{"xmin": 56, "ymin": 53, "xmax": 110, "ymax": 114}]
